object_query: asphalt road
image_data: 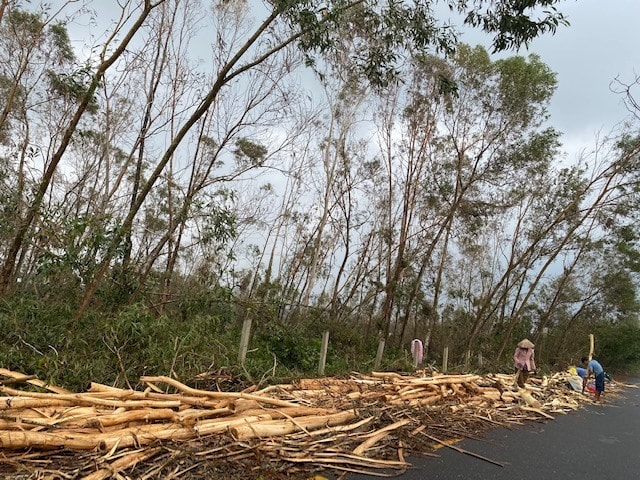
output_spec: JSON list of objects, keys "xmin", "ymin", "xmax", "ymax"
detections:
[{"xmin": 348, "ymin": 378, "xmax": 640, "ymax": 480}]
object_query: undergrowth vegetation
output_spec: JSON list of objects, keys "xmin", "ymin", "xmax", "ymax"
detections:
[{"xmin": 1, "ymin": 290, "xmax": 638, "ymax": 392}]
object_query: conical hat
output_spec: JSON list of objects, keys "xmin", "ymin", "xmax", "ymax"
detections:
[{"xmin": 517, "ymin": 339, "xmax": 534, "ymax": 349}]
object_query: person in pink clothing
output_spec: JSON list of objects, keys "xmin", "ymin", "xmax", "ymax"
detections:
[{"xmin": 513, "ymin": 339, "xmax": 536, "ymax": 388}]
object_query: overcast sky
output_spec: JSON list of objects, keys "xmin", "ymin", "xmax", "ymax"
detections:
[
  {"xmin": 497, "ymin": 0, "xmax": 640, "ymax": 158},
  {"xmin": 71, "ymin": 1, "xmax": 639, "ymax": 161}
]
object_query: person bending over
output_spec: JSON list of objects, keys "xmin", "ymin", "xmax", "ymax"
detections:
[
  {"xmin": 513, "ymin": 339, "xmax": 536, "ymax": 388},
  {"xmin": 581, "ymin": 356, "xmax": 605, "ymax": 402}
]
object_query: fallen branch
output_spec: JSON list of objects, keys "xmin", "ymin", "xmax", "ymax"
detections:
[{"xmin": 420, "ymin": 431, "xmax": 505, "ymax": 467}]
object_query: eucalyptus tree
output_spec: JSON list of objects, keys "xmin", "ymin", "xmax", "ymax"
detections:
[
  {"xmin": 372, "ymin": 55, "xmax": 446, "ymax": 344},
  {"xmin": 0, "ymin": 0, "xmax": 570, "ymax": 317},
  {"xmin": 528, "ymin": 130, "xmax": 640, "ymax": 368},
  {"xmin": 294, "ymin": 84, "xmax": 367, "ymax": 308},
  {"xmin": 0, "ymin": 4, "xmax": 98, "ymax": 291},
  {"xmin": 0, "ymin": 0, "xmax": 164, "ymax": 298},
  {"xmin": 492, "ymin": 130, "xmax": 640, "ymax": 356},
  {"xmin": 263, "ymin": 16, "xmax": 381, "ymax": 321},
  {"xmin": 368, "ymin": 45, "xmax": 560, "ymax": 351}
]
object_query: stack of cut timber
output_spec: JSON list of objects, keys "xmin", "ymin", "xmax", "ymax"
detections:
[
  {"xmin": 285, "ymin": 370, "xmax": 586, "ymax": 414},
  {"xmin": 0, "ymin": 370, "xmax": 355, "ymax": 450},
  {"xmin": 0, "ymin": 368, "xmax": 623, "ymax": 479}
]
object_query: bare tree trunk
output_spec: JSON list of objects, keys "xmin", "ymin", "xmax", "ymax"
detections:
[
  {"xmin": 72, "ymin": 6, "xmax": 302, "ymax": 319},
  {"xmin": 494, "ymin": 199, "xmax": 611, "ymax": 360},
  {"xmin": 0, "ymin": 0, "xmax": 8, "ymax": 24},
  {"xmin": 0, "ymin": 1, "xmax": 159, "ymax": 297}
]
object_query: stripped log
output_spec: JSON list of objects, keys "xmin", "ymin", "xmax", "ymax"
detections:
[
  {"xmin": 140, "ymin": 376, "xmax": 300, "ymax": 408},
  {"xmin": 0, "ymin": 369, "xmax": 71, "ymax": 395},
  {"xmin": 88, "ymin": 383, "xmax": 228, "ymax": 409},
  {"xmin": 0, "ymin": 386, "xmax": 182, "ymax": 410},
  {"xmin": 353, "ymin": 419, "xmax": 411, "ymax": 455},
  {"xmin": 516, "ymin": 389, "xmax": 542, "ymax": 408},
  {"xmin": 0, "ymin": 414, "xmax": 273, "ymax": 450},
  {"xmin": 0, "ymin": 375, "xmax": 36, "ymax": 385},
  {"xmin": 230, "ymin": 411, "xmax": 358, "ymax": 440}
]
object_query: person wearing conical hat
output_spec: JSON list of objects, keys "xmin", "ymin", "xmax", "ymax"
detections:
[{"xmin": 513, "ymin": 339, "xmax": 536, "ymax": 388}]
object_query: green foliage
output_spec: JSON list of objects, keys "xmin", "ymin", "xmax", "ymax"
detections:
[
  {"xmin": 171, "ymin": 283, "xmax": 237, "ymax": 327},
  {"xmin": 202, "ymin": 205, "xmax": 237, "ymax": 248},
  {"xmin": 49, "ymin": 22, "xmax": 75, "ymax": 63},
  {"xmin": 277, "ymin": 0, "xmax": 568, "ymax": 88},
  {"xmin": 0, "ymin": 154, "xmax": 18, "ymax": 234},
  {"xmin": 33, "ymin": 214, "xmax": 124, "ymax": 298},
  {"xmin": 46, "ymin": 63, "xmax": 100, "ymax": 113},
  {"xmin": 239, "ymin": 312, "xmax": 382, "ymax": 379},
  {"xmin": 5, "ymin": 8, "xmax": 45, "ymax": 38},
  {"xmin": 234, "ymin": 138, "xmax": 268, "ymax": 167},
  {"xmin": 3, "ymin": 8, "xmax": 75, "ymax": 63},
  {"xmin": 2, "ymin": 273, "xmax": 639, "ymax": 390},
  {"xmin": 0, "ymin": 298, "xmax": 240, "ymax": 391},
  {"xmin": 99, "ymin": 304, "xmax": 216, "ymax": 384},
  {"xmin": 495, "ymin": 54, "xmax": 556, "ymax": 125},
  {"xmin": 255, "ymin": 321, "xmax": 320, "ymax": 372},
  {"xmin": 594, "ymin": 321, "xmax": 640, "ymax": 372},
  {"xmin": 0, "ymin": 298, "xmax": 75, "ymax": 386},
  {"xmin": 0, "ymin": 7, "xmax": 79, "ymax": 146},
  {"xmin": 0, "ymin": 75, "xmax": 26, "ymax": 143},
  {"xmin": 461, "ymin": 0, "xmax": 569, "ymax": 52},
  {"xmin": 599, "ymin": 270, "xmax": 640, "ymax": 321}
]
